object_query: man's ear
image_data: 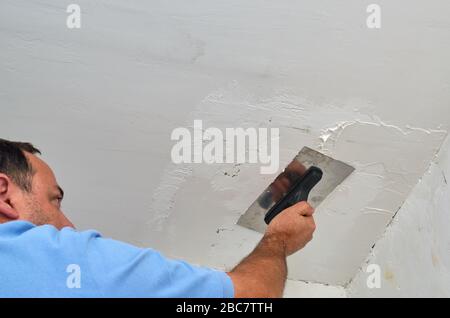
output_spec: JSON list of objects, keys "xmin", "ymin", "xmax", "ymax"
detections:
[{"xmin": 0, "ymin": 174, "xmax": 20, "ymax": 220}]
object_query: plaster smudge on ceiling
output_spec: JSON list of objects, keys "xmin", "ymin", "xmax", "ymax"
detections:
[
  {"xmin": 347, "ymin": 135, "xmax": 450, "ymax": 296},
  {"xmin": 148, "ymin": 81, "xmax": 447, "ymax": 285},
  {"xmin": 2, "ymin": 0, "xmax": 450, "ymax": 293}
]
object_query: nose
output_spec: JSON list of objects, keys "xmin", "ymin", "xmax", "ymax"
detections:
[{"xmin": 61, "ymin": 212, "xmax": 75, "ymax": 229}]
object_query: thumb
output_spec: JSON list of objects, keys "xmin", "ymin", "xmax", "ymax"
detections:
[{"xmin": 291, "ymin": 201, "xmax": 314, "ymax": 216}]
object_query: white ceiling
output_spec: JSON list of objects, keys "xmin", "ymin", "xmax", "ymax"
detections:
[{"xmin": 2, "ymin": 0, "xmax": 450, "ymax": 286}]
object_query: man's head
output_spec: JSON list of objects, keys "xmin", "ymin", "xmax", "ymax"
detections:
[{"xmin": 0, "ymin": 138, "xmax": 74, "ymax": 229}]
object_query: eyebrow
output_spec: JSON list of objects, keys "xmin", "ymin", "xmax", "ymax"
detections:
[{"xmin": 57, "ymin": 186, "xmax": 64, "ymax": 199}]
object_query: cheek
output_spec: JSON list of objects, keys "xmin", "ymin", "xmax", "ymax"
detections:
[
  {"xmin": 38, "ymin": 198, "xmax": 61, "ymax": 216},
  {"xmin": 48, "ymin": 205, "xmax": 71, "ymax": 228},
  {"xmin": 13, "ymin": 193, "xmax": 33, "ymax": 214}
]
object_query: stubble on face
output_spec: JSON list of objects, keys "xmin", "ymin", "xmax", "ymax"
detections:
[{"xmin": 22, "ymin": 192, "xmax": 50, "ymax": 226}]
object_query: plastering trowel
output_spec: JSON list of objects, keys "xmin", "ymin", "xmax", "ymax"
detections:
[{"xmin": 237, "ymin": 147, "xmax": 355, "ymax": 233}]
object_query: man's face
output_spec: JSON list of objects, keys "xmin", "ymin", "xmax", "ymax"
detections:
[{"xmin": 10, "ymin": 153, "xmax": 74, "ymax": 229}]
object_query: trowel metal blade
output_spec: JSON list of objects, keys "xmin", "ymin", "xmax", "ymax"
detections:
[{"xmin": 237, "ymin": 147, "xmax": 355, "ymax": 233}]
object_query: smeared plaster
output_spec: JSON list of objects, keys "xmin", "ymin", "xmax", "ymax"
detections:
[
  {"xmin": 347, "ymin": 134, "xmax": 450, "ymax": 297},
  {"xmin": 148, "ymin": 81, "xmax": 447, "ymax": 285},
  {"xmin": 148, "ymin": 165, "xmax": 193, "ymax": 231},
  {"xmin": 319, "ymin": 119, "xmax": 447, "ymax": 154},
  {"xmin": 3, "ymin": 0, "xmax": 450, "ymax": 296}
]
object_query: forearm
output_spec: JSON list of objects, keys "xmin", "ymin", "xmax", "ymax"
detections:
[{"xmin": 227, "ymin": 235, "xmax": 288, "ymax": 298}]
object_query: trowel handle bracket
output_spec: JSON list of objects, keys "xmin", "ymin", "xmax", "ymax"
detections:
[{"xmin": 264, "ymin": 166, "xmax": 323, "ymax": 224}]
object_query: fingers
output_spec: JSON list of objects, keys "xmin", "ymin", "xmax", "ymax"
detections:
[
  {"xmin": 307, "ymin": 216, "xmax": 316, "ymax": 231},
  {"xmin": 291, "ymin": 201, "xmax": 314, "ymax": 216}
]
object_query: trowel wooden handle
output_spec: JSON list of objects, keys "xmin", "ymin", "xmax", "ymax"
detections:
[{"xmin": 264, "ymin": 166, "xmax": 323, "ymax": 224}]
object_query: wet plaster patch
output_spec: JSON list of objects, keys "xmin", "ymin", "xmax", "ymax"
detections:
[
  {"xmin": 347, "ymin": 135, "xmax": 450, "ymax": 297},
  {"xmin": 147, "ymin": 81, "xmax": 447, "ymax": 285}
]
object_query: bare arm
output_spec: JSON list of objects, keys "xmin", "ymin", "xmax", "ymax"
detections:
[
  {"xmin": 227, "ymin": 234, "xmax": 288, "ymax": 297},
  {"xmin": 227, "ymin": 202, "xmax": 315, "ymax": 298}
]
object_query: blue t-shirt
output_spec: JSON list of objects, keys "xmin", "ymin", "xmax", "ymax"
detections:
[{"xmin": 0, "ymin": 221, "xmax": 234, "ymax": 298}]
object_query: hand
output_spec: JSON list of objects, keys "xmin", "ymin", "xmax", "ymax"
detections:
[
  {"xmin": 229, "ymin": 201, "xmax": 315, "ymax": 297},
  {"xmin": 263, "ymin": 201, "xmax": 316, "ymax": 256}
]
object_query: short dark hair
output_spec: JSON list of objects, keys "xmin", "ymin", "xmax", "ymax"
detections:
[{"xmin": 0, "ymin": 138, "xmax": 41, "ymax": 192}]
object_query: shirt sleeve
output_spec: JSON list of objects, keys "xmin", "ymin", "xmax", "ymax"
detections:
[{"xmin": 81, "ymin": 231, "xmax": 234, "ymax": 298}]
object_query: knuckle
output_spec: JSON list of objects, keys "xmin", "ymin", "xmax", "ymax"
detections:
[
  {"xmin": 301, "ymin": 201, "xmax": 311, "ymax": 210},
  {"xmin": 295, "ymin": 201, "xmax": 307, "ymax": 209},
  {"xmin": 301, "ymin": 202, "xmax": 314, "ymax": 213}
]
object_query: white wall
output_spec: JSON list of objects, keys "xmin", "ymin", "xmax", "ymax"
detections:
[
  {"xmin": 347, "ymin": 134, "xmax": 450, "ymax": 297},
  {"xmin": 2, "ymin": 0, "xmax": 450, "ymax": 295}
]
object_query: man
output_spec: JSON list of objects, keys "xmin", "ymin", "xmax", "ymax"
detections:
[{"xmin": 0, "ymin": 138, "xmax": 316, "ymax": 297}]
